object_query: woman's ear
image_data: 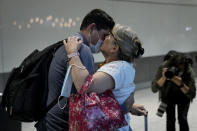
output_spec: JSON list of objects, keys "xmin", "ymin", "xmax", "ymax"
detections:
[{"xmin": 111, "ymin": 44, "xmax": 119, "ymax": 54}]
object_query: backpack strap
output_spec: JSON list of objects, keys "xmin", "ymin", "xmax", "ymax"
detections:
[
  {"xmin": 40, "ymin": 94, "xmax": 64, "ymax": 118},
  {"xmin": 38, "ymin": 40, "xmax": 69, "ymax": 119}
]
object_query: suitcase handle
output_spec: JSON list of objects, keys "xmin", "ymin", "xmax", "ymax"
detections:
[{"xmin": 144, "ymin": 113, "xmax": 148, "ymax": 131}]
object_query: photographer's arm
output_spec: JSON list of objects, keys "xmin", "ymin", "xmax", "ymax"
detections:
[
  {"xmin": 186, "ymin": 68, "xmax": 196, "ymax": 99},
  {"xmin": 171, "ymin": 76, "xmax": 189, "ymax": 94},
  {"xmin": 157, "ymin": 68, "xmax": 167, "ymax": 87},
  {"xmin": 152, "ymin": 66, "xmax": 167, "ymax": 93},
  {"xmin": 171, "ymin": 66, "xmax": 196, "ymax": 97},
  {"xmin": 180, "ymin": 84, "xmax": 190, "ymax": 94}
]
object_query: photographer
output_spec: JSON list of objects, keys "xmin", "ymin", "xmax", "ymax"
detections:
[{"xmin": 151, "ymin": 53, "xmax": 196, "ymax": 131}]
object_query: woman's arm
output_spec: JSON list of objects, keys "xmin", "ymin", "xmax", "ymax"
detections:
[{"xmin": 64, "ymin": 37, "xmax": 114, "ymax": 93}]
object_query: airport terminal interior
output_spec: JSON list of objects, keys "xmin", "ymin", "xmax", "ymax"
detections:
[{"xmin": 0, "ymin": 0, "xmax": 197, "ymax": 130}]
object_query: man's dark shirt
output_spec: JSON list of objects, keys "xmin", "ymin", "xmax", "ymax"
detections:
[{"xmin": 36, "ymin": 32, "xmax": 94, "ymax": 131}]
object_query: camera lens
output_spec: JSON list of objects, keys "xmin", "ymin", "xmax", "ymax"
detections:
[
  {"xmin": 165, "ymin": 71, "xmax": 174, "ymax": 79},
  {"xmin": 156, "ymin": 102, "xmax": 167, "ymax": 117},
  {"xmin": 165, "ymin": 66, "xmax": 178, "ymax": 79}
]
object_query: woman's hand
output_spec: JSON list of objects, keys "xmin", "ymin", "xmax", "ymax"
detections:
[{"xmin": 63, "ymin": 36, "xmax": 83, "ymax": 55}]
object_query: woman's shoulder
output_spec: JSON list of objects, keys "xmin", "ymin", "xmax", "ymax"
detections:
[
  {"xmin": 100, "ymin": 61, "xmax": 134, "ymax": 73},
  {"xmin": 114, "ymin": 61, "xmax": 134, "ymax": 70},
  {"xmin": 106, "ymin": 60, "xmax": 133, "ymax": 67}
]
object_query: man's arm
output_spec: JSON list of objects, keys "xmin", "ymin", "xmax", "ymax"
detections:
[
  {"xmin": 123, "ymin": 92, "xmax": 147, "ymax": 116},
  {"xmin": 130, "ymin": 104, "xmax": 147, "ymax": 116},
  {"xmin": 122, "ymin": 92, "xmax": 135, "ymax": 113}
]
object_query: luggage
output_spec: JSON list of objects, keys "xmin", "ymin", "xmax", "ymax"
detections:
[{"xmin": 144, "ymin": 114, "xmax": 148, "ymax": 131}]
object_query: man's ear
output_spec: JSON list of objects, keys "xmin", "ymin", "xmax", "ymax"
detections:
[{"xmin": 87, "ymin": 23, "xmax": 96, "ymax": 33}]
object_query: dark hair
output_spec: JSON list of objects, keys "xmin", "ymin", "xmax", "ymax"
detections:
[
  {"xmin": 166, "ymin": 51, "xmax": 193, "ymax": 67},
  {"xmin": 117, "ymin": 37, "xmax": 144, "ymax": 62},
  {"xmin": 168, "ymin": 54, "xmax": 187, "ymax": 68},
  {"xmin": 111, "ymin": 24, "xmax": 144, "ymax": 63},
  {"xmin": 163, "ymin": 50, "xmax": 178, "ymax": 61},
  {"xmin": 80, "ymin": 9, "xmax": 115, "ymax": 31}
]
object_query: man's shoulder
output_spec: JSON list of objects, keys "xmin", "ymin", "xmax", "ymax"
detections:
[
  {"xmin": 79, "ymin": 43, "xmax": 94, "ymax": 62},
  {"xmin": 79, "ymin": 42, "xmax": 91, "ymax": 54},
  {"xmin": 55, "ymin": 44, "xmax": 66, "ymax": 55},
  {"xmin": 54, "ymin": 43, "xmax": 91, "ymax": 57}
]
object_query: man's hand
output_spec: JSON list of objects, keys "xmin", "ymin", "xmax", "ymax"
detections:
[
  {"xmin": 123, "ymin": 92, "xmax": 135, "ymax": 113},
  {"xmin": 130, "ymin": 104, "xmax": 147, "ymax": 116}
]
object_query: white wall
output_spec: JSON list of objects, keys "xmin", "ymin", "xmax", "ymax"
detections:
[
  {"xmin": 0, "ymin": 0, "xmax": 197, "ymax": 72},
  {"xmin": 112, "ymin": 0, "xmax": 197, "ymax": 56},
  {"xmin": 0, "ymin": 0, "xmax": 3, "ymax": 72}
]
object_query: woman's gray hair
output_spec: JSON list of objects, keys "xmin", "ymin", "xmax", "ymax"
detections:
[{"xmin": 112, "ymin": 24, "xmax": 144, "ymax": 62}]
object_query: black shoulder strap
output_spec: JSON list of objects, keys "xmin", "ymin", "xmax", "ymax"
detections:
[
  {"xmin": 40, "ymin": 95, "xmax": 63, "ymax": 117},
  {"xmin": 39, "ymin": 41, "xmax": 69, "ymax": 119}
]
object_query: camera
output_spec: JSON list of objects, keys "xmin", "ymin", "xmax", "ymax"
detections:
[
  {"xmin": 165, "ymin": 66, "xmax": 180, "ymax": 79},
  {"xmin": 156, "ymin": 102, "xmax": 167, "ymax": 117}
]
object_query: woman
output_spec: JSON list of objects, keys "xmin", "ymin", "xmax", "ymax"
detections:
[
  {"xmin": 64, "ymin": 24, "xmax": 146, "ymax": 130},
  {"xmin": 152, "ymin": 53, "xmax": 196, "ymax": 131}
]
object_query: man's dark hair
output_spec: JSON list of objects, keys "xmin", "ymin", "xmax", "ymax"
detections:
[{"xmin": 80, "ymin": 9, "xmax": 115, "ymax": 31}]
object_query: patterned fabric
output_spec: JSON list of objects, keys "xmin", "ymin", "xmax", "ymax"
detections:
[{"xmin": 69, "ymin": 75, "xmax": 127, "ymax": 131}]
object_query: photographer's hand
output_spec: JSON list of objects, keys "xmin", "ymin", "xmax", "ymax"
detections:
[
  {"xmin": 156, "ymin": 68, "xmax": 167, "ymax": 87},
  {"xmin": 171, "ymin": 76, "xmax": 189, "ymax": 94},
  {"xmin": 162, "ymin": 68, "xmax": 168, "ymax": 78},
  {"xmin": 171, "ymin": 76, "xmax": 182, "ymax": 86}
]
